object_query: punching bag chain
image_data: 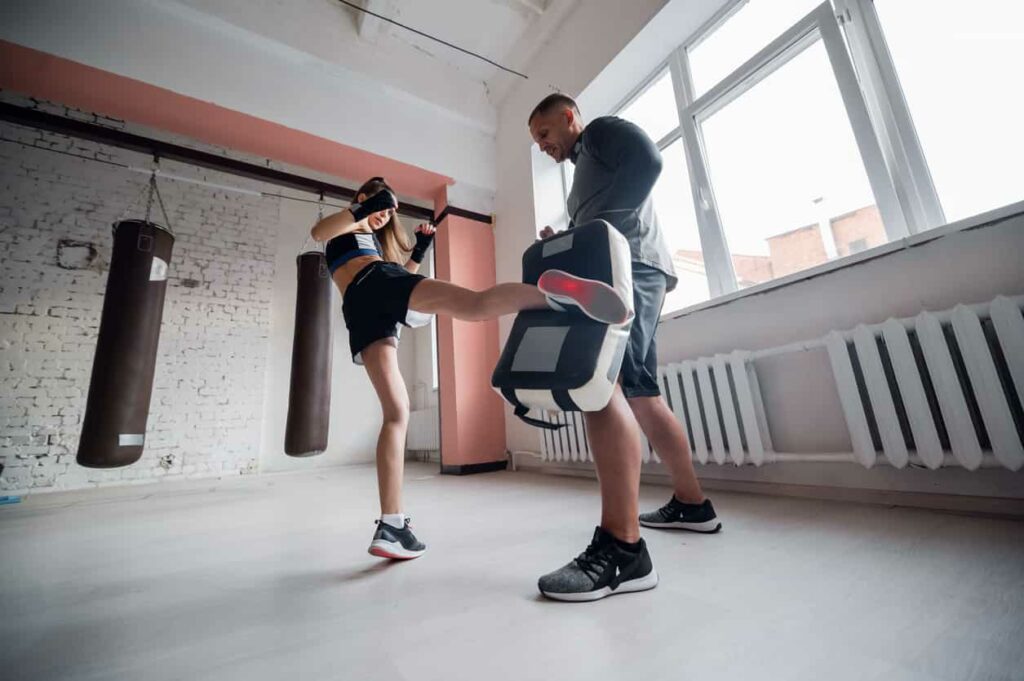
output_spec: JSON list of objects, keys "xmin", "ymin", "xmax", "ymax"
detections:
[
  {"xmin": 298, "ymin": 192, "xmax": 326, "ymax": 255},
  {"xmin": 148, "ymin": 171, "xmax": 175, "ymax": 236}
]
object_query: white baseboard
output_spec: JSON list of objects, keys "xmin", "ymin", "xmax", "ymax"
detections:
[{"xmin": 513, "ymin": 460, "xmax": 1024, "ymax": 518}]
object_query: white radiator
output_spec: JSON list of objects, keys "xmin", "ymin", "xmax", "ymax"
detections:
[
  {"xmin": 538, "ymin": 295, "xmax": 1024, "ymax": 471},
  {"xmin": 407, "ymin": 407, "xmax": 440, "ymax": 452}
]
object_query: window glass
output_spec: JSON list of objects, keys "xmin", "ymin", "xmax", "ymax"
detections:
[
  {"xmin": 688, "ymin": 0, "xmax": 822, "ymax": 98},
  {"xmin": 701, "ymin": 40, "xmax": 884, "ymax": 287},
  {"xmin": 652, "ymin": 140, "xmax": 710, "ymax": 313},
  {"xmin": 875, "ymin": 0, "xmax": 1024, "ymax": 221},
  {"xmin": 618, "ymin": 71, "xmax": 679, "ymax": 143}
]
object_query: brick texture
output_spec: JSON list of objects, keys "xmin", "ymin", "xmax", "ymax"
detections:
[{"xmin": 0, "ymin": 95, "xmax": 279, "ymax": 492}]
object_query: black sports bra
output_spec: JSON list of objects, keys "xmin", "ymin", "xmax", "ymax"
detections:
[{"xmin": 325, "ymin": 232, "xmax": 383, "ymax": 273}]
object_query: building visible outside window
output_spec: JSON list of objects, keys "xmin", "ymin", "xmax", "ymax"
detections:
[
  {"xmin": 550, "ymin": 0, "xmax": 1022, "ymax": 316},
  {"xmin": 698, "ymin": 39, "xmax": 882, "ymax": 288}
]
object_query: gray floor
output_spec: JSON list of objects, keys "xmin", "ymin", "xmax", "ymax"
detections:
[{"xmin": 1, "ymin": 463, "xmax": 1022, "ymax": 681}]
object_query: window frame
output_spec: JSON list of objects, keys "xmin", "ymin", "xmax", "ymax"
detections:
[
  {"xmin": 592, "ymin": 0, "xmax": 959, "ymax": 315},
  {"xmin": 831, "ymin": 0, "xmax": 945, "ymax": 231},
  {"xmin": 674, "ymin": 1, "xmax": 909, "ymax": 297}
]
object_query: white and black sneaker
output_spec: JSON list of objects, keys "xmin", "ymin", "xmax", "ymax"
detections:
[
  {"xmin": 538, "ymin": 527, "xmax": 658, "ymax": 602},
  {"xmin": 639, "ymin": 496, "xmax": 721, "ymax": 533},
  {"xmin": 368, "ymin": 518, "xmax": 426, "ymax": 560}
]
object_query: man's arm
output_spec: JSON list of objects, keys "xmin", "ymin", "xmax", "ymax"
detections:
[{"xmin": 583, "ymin": 117, "xmax": 663, "ymax": 219}]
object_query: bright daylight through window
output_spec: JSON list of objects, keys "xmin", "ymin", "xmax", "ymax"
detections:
[
  {"xmin": 700, "ymin": 39, "xmax": 881, "ymax": 288},
  {"xmin": 618, "ymin": 71, "xmax": 679, "ymax": 144},
  {"xmin": 873, "ymin": 0, "xmax": 1024, "ymax": 223},
  {"xmin": 568, "ymin": 0, "xmax": 1024, "ymax": 317}
]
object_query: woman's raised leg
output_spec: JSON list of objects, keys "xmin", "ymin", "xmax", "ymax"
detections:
[{"xmin": 408, "ymin": 278, "xmax": 547, "ymax": 321}]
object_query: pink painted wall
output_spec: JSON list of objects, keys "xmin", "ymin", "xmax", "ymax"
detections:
[
  {"xmin": 433, "ymin": 192, "xmax": 507, "ymax": 468},
  {"xmin": 0, "ymin": 40, "xmax": 450, "ymax": 201}
]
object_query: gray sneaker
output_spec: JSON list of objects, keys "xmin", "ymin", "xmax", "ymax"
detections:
[
  {"xmin": 368, "ymin": 518, "xmax": 426, "ymax": 560},
  {"xmin": 538, "ymin": 527, "xmax": 658, "ymax": 602}
]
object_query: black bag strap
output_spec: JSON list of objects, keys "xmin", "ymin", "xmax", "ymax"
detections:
[
  {"xmin": 501, "ymin": 387, "xmax": 564, "ymax": 430},
  {"xmin": 514, "ymin": 404, "xmax": 564, "ymax": 431}
]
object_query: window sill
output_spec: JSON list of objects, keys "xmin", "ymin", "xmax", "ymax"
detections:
[{"xmin": 661, "ymin": 199, "xmax": 1024, "ymax": 323}]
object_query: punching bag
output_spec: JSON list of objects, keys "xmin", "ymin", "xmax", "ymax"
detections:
[
  {"xmin": 284, "ymin": 250, "xmax": 333, "ymax": 456},
  {"xmin": 77, "ymin": 220, "xmax": 175, "ymax": 468}
]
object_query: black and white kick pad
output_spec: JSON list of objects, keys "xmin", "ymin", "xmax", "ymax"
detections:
[{"xmin": 491, "ymin": 220, "xmax": 633, "ymax": 427}]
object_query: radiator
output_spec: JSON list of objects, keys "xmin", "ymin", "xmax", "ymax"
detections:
[
  {"xmin": 407, "ymin": 407, "xmax": 440, "ymax": 452},
  {"xmin": 538, "ymin": 295, "xmax": 1024, "ymax": 471}
]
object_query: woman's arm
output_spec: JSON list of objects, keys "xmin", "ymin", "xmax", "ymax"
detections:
[
  {"xmin": 310, "ymin": 209, "xmax": 359, "ymax": 242},
  {"xmin": 404, "ymin": 223, "xmax": 436, "ymax": 273},
  {"xmin": 310, "ymin": 189, "xmax": 399, "ymax": 241}
]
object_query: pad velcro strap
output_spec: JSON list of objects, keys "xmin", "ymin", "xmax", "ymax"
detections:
[
  {"xmin": 501, "ymin": 387, "xmax": 564, "ymax": 430},
  {"xmin": 514, "ymin": 404, "xmax": 563, "ymax": 430}
]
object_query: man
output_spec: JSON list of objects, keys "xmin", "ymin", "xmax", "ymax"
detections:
[{"xmin": 528, "ymin": 93, "xmax": 721, "ymax": 602}]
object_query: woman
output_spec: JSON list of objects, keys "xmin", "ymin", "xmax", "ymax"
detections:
[{"xmin": 311, "ymin": 177, "xmax": 630, "ymax": 560}]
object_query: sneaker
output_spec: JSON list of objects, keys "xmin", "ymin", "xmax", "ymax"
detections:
[
  {"xmin": 367, "ymin": 518, "xmax": 427, "ymax": 560},
  {"xmin": 639, "ymin": 496, "xmax": 721, "ymax": 533},
  {"xmin": 538, "ymin": 527, "xmax": 658, "ymax": 602},
  {"xmin": 538, "ymin": 269, "xmax": 633, "ymax": 325}
]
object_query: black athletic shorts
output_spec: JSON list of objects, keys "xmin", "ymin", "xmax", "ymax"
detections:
[
  {"xmin": 342, "ymin": 261, "xmax": 429, "ymax": 364},
  {"xmin": 620, "ymin": 263, "xmax": 668, "ymax": 398}
]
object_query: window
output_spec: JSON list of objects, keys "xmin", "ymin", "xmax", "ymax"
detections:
[
  {"xmin": 700, "ymin": 39, "xmax": 881, "ymax": 286},
  {"xmin": 687, "ymin": 0, "xmax": 822, "ymax": 97},
  {"xmin": 874, "ymin": 0, "xmax": 1024, "ymax": 221},
  {"xmin": 651, "ymin": 140, "xmax": 709, "ymax": 311},
  {"xmin": 618, "ymin": 71, "xmax": 679, "ymax": 143},
  {"xmin": 548, "ymin": 0, "xmax": 1016, "ymax": 316}
]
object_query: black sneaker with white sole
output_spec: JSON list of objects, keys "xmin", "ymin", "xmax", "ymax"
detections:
[
  {"xmin": 538, "ymin": 527, "xmax": 658, "ymax": 602},
  {"xmin": 639, "ymin": 496, "xmax": 721, "ymax": 533},
  {"xmin": 368, "ymin": 518, "xmax": 426, "ymax": 560}
]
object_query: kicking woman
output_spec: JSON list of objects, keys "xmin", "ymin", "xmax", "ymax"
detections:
[{"xmin": 311, "ymin": 176, "xmax": 630, "ymax": 560}]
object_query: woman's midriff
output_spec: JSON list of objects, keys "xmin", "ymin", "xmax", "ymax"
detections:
[{"xmin": 332, "ymin": 254, "xmax": 383, "ymax": 299}]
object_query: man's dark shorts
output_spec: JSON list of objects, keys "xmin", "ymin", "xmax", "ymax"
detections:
[{"xmin": 620, "ymin": 264, "xmax": 668, "ymax": 398}]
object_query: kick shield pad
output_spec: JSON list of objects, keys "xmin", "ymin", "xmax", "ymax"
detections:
[{"xmin": 491, "ymin": 220, "xmax": 632, "ymax": 427}]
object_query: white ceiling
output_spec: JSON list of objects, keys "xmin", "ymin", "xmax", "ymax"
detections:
[{"xmin": 173, "ymin": 0, "xmax": 581, "ymax": 131}]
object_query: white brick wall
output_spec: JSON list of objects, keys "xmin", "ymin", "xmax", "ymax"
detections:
[{"xmin": 0, "ymin": 95, "xmax": 279, "ymax": 492}]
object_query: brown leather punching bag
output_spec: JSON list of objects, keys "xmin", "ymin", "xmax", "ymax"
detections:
[
  {"xmin": 77, "ymin": 220, "xmax": 175, "ymax": 468},
  {"xmin": 284, "ymin": 251, "xmax": 333, "ymax": 456}
]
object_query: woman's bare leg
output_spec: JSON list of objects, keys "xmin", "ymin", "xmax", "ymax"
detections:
[
  {"xmin": 408, "ymin": 279, "xmax": 547, "ymax": 321},
  {"xmin": 360, "ymin": 339, "xmax": 409, "ymax": 515}
]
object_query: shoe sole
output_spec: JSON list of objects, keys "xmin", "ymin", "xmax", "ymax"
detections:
[
  {"xmin": 368, "ymin": 539, "xmax": 426, "ymax": 560},
  {"xmin": 538, "ymin": 270, "xmax": 632, "ymax": 325},
  {"xmin": 639, "ymin": 518, "xmax": 722, "ymax": 533},
  {"xmin": 540, "ymin": 569, "xmax": 659, "ymax": 602}
]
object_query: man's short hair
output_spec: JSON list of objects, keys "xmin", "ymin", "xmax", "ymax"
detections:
[{"xmin": 528, "ymin": 93, "xmax": 580, "ymax": 124}]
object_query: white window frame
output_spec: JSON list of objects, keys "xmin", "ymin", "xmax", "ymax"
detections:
[
  {"xmin": 831, "ymin": 0, "xmax": 945, "ymax": 231},
  {"xmin": 672, "ymin": 1, "xmax": 911, "ymax": 296},
  {"xmin": 596, "ymin": 0, "xmax": 949, "ymax": 307}
]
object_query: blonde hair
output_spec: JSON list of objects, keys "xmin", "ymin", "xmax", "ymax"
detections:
[{"xmin": 354, "ymin": 177, "xmax": 411, "ymax": 264}]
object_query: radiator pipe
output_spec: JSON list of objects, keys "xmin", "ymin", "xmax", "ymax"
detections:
[
  {"xmin": 508, "ymin": 450, "xmax": 544, "ymax": 472},
  {"xmin": 524, "ymin": 450, "xmax": 1005, "ymax": 469},
  {"xmin": 751, "ymin": 295, "xmax": 1024, "ymax": 360}
]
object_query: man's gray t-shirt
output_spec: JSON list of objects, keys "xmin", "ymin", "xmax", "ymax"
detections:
[{"xmin": 567, "ymin": 115, "xmax": 678, "ymax": 291}]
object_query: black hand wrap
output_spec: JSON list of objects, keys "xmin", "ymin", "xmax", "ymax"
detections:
[
  {"xmin": 349, "ymin": 189, "xmax": 398, "ymax": 222},
  {"xmin": 410, "ymin": 229, "xmax": 435, "ymax": 264}
]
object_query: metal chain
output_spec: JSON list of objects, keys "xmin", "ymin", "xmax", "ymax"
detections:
[
  {"xmin": 298, "ymin": 191, "xmax": 326, "ymax": 255},
  {"xmin": 150, "ymin": 172, "xmax": 175, "ymax": 235},
  {"xmin": 116, "ymin": 175, "xmax": 154, "ymax": 224}
]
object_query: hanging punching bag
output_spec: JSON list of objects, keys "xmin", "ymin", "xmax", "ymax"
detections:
[
  {"xmin": 77, "ymin": 219, "xmax": 175, "ymax": 468},
  {"xmin": 284, "ymin": 250, "xmax": 333, "ymax": 456}
]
